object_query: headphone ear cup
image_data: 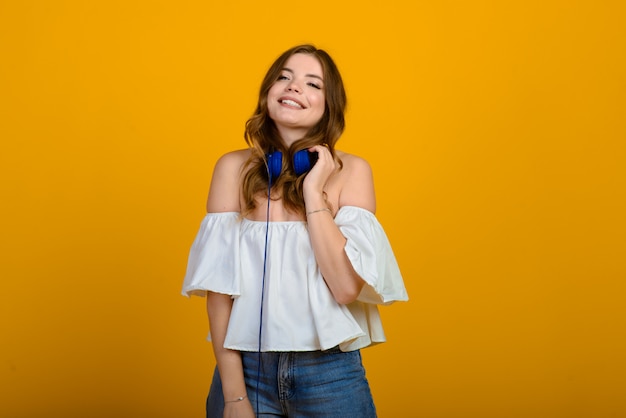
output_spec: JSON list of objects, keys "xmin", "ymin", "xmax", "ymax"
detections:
[
  {"xmin": 293, "ymin": 150, "xmax": 314, "ymax": 176},
  {"xmin": 266, "ymin": 151, "xmax": 283, "ymax": 183}
]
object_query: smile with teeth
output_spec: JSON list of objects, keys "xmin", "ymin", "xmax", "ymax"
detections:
[{"xmin": 281, "ymin": 99, "xmax": 304, "ymax": 109}]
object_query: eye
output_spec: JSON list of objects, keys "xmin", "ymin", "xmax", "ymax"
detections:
[
  {"xmin": 277, "ymin": 75, "xmax": 289, "ymax": 81},
  {"xmin": 307, "ymin": 82, "xmax": 322, "ymax": 90}
]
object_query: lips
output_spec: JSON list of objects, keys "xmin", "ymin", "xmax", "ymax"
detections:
[{"xmin": 279, "ymin": 97, "xmax": 305, "ymax": 109}]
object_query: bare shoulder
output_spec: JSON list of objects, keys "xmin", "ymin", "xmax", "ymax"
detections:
[
  {"xmin": 335, "ymin": 150, "xmax": 376, "ymax": 213},
  {"xmin": 214, "ymin": 149, "xmax": 251, "ymax": 173},
  {"xmin": 206, "ymin": 148, "xmax": 251, "ymax": 213},
  {"xmin": 336, "ymin": 151, "xmax": 373, "ymax": 176}
]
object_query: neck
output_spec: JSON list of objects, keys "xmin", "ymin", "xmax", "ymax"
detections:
[{"xmin": 276, "ymin": 126, "xmax": 308, "ymax": 147}]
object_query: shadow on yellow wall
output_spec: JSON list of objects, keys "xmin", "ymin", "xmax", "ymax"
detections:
[{"xmin": 1, "ymin": 1, "xmax": 625, "ymax": 417}]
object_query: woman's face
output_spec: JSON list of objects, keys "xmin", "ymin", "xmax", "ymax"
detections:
[{"xmin": 267, "ymin": 53, "xmax": 326, "ymax": 144}]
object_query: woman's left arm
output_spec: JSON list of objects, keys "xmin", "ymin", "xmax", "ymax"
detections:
[{"xmin": 303, "ymin": 146, "xmax": 376, "ymax": 305}]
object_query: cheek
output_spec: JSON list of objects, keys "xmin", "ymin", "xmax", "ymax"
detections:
[
  {"xmin": 314, "ymin": 95, "xmax": 326, "ymax": 116},
  {"xmin": 266, "ymin": 88, "xmax": 280, "ymax": 113},
  {"xmin": 266, "ymin": 86, "xmax": 278, "ymax": 102},
  {"xmin": 268, "ymin": 81, "xmax": 285, "ymax": 98}
]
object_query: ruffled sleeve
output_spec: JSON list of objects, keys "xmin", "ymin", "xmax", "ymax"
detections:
[
  {"xmin": 335, "ymin": 206, "xmax": 408, "ymax": 305},
  {"xmin": 181, "ymin": 212, "xmax": 241, "ymax": 298}
]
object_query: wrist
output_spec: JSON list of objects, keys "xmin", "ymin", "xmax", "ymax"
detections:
[
  {"xmin": 306, "ymin": 208, "xmax": 332, "ymax": 217},
  {"xmin": 304, "ymin": 191, "xmax": 325, "ymax": 207},
  {"xmin": 224, "ymin": 395, "xmax": 248, "ymax": 404}
]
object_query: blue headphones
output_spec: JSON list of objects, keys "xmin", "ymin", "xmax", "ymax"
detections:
[{"xmin": 266, "ymin": 150, "xmax": 318, "ymax": 182}]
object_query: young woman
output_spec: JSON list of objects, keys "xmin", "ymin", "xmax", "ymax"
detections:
[{"xmin": 183, "ymin": 44, "xmax": 408, "ymax": 418}]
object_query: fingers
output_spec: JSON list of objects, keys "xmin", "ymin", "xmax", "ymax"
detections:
[
  {"xmin": 308, "ymin": 144, "xmax": 333, "ymax": 166},
  {"xmin": 314, "ymin": 151, "xmax": 334, "ymax": 177}
]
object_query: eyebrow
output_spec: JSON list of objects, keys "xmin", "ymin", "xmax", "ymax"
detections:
[{"xmin": 282, "ymin": 67, "xmax": 324, "ymax": 81}]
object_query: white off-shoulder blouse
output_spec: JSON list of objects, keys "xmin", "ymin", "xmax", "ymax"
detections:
[{"xmin": 182, "ymin": 205, "xmax": 408, "ymax": 352}]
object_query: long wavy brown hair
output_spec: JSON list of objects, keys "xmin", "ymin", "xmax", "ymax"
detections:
[{"xmin": 241, "ymin": 44, "xmax": 347, "ymax": 216}]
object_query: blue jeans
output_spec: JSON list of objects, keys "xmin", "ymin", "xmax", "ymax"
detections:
[{"xmin": 206, "ymin": 347, "xmax": 377, "ymax": 417}]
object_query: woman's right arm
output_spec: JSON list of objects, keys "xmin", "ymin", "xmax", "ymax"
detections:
[
  {"xmin": 207, "ymin": 293, "xmax": 254, "ymax": 417},
  {"xmin": 205, "ymin": 150, "xmax": 254, "ymax": 417}
]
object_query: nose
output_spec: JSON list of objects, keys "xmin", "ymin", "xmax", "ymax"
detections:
[{"xmin": 286, "ymin": 80, "xmax": 302, "ymax": 93}]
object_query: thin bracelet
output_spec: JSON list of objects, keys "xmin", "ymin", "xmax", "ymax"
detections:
[
  {"xmin": 306, "ymin": 208, "xmax": 332, "ymax": 216},
  {"xmin": 225, "ymin": 395, "xmax": 247, "ymax": 403}
]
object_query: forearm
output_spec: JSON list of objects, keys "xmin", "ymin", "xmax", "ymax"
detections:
[
  {"xmin": 206, "ymin": 292, "xmax": 247, "ymax": 401},
  {"xmin": 305, "ymin": 194, "xmax": 364, "ymax": 305}
]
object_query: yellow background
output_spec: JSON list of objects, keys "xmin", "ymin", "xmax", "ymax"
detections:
[{"xmin": 1, "ymin": 1, "xmax": 625, "ymax": 417}]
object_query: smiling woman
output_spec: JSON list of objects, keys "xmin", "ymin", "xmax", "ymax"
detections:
[
  {"xmin": 181, "ymin": 44, "xmax": 408, "ymax": 417},
  {"xmin": 2, "ymin": 1, "xmax": 624, "ymax": 417},
  {"xmin": 267, "ymin": 54, "xmax": 326, "ymax": 143}
]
